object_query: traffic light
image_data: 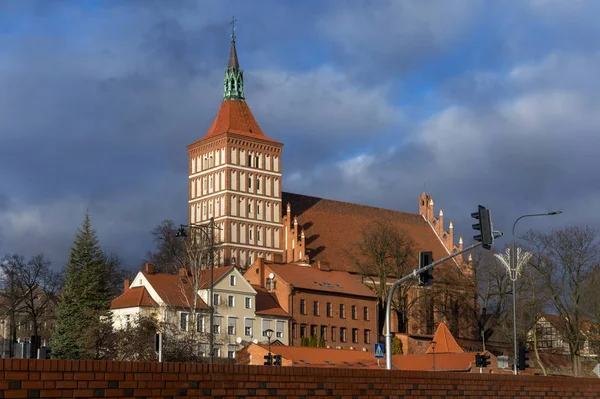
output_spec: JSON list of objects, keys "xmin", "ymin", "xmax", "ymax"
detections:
[
  {"xmin": 418, "ymin": 251, "xmax": 433, "ymax": 287},
  {"xmin": 273, "ymin": 354, "xmax": 282, "ymax": 366},
  {"xmin": 481, "ymin": 354, "xmax": 490, "ymax": 367},
  {"xmin": 471, "ymin": 205, "xmax": 494, "ymax": 250},
  {"xmin": 263, "ymin": 353, "xmax": 273, "ymax": 366},
  {"xmin": 518, "ymin": 347, "xmax": 530, "ymax": 371},
  {"xmin": 475, "ymin": 353, "xmax": 491, "ymax": 368}
]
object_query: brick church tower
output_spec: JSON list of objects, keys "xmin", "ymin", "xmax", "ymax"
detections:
[{"xmin": 186, "ymin": 29, "xmax": 284, "ymax": 268}]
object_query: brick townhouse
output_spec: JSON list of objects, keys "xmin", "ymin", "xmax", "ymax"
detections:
[{"xmin": 244, "ymin": 258, "xmax": 378, "ymax": 351}]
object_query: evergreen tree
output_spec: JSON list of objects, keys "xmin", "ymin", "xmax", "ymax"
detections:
[{"xmin": 52, "ymin": 212, "xmax": 113, "ymax": 359}]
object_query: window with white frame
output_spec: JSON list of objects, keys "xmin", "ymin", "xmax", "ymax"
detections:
[
  {"xmin": 197, "ymin": 315, "xmax": 205, "ymax": 333},
  {"xmin": 213, "ymin": 316, "xmax": 222, "ymax": 334},
  {"xmin": 228, "ymin": 295, "xmax": 235, "ymax": 307},
  {"xmin": 245, "ymin": 318, "xmax": 253, "ymax": 336},
  {"xmin": 262, "ymin": 319, "xmax": 272, "ymax": 337},
  {"xmin": 228, "ymin": 317, "xmax": 236, "ymax": 335},
  {"xmin": 214, "ymin": 345, "xmax": 222, "ymax": 358},
  {"xmin": 180, "ymin": 312, "xmax": 189, "ymax": 331},
  {"xmin": 276, "ymin": 321, "xmax": 284, "ymax": 338},
  {"xmin": 228, "ymin": 345, "xmax": 236, "ymax": 359},
  {"xmin": 245, "ymin": 297, "xmax": 252, "ymax": 309},
  {"xmin": 230, "ymin": 275, "xmax": 236, "ymax": 286}
]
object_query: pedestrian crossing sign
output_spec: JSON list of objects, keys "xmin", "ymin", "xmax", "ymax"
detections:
[{"xmin": 374, "ymin": 343, "xmax": 385, "ymax": 358}]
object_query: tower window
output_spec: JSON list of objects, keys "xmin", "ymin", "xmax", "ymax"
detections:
[
  {"xmin": 256, "ymin": 178, "xmax": 260, "ymax": 191},
  {"xmin": 248, "ymin": 154, "xmax": 252, "ymax": 167},
  {"xmin": 248, "ymin": 177, "xmax": 252, "ymax": 188},
  {"xmin": 257, "ymin": 229, "xmax": 261, "ymax": 241},
  {"xmin": 255, "ymin": 155, "xmax": 260, "ymax": 168},
  {"xmin": 248, "ymin": 203, "xmax": 252, "ymax": 214}
]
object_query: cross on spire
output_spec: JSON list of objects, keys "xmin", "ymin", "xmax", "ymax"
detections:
[{"xmin": 230, "ymin": 16, "xmax": 237, "ymax": 43}]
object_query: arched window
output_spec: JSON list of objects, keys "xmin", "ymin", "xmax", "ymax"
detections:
[
  {"xmin": 256, "ymin": 177, "xmax": 260, "ymax": 191},
  {"xmin": 248, "ymin": 154, "xmax": 252, "ymax": 167},
  {"xmin": 248, "ymin": 176, "xmax": 252, "ymax": 189},
  {"xmin": 255, "ymin": 155, "xmax": 260, "ymax": 168}
]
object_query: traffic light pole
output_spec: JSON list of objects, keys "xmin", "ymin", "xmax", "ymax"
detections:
[{"xmin": 384, "ymin": 233, "xmax": 502, "ymax": 371}]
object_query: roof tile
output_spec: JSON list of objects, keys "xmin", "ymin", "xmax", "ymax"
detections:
[
  {"xmin": 283, "ymin": 192, "xmax": 455, "ymax": 273},
  {"xmin": 253, "ymin": 285, "xmax": 290, "ymax": 318},
  {"xmin": 265, "ymin": 262, "xmax": 377, "ymax": 298},
  {"xmin": 110, "ymin": 286, "xmax": 158, "ymax": 309}
]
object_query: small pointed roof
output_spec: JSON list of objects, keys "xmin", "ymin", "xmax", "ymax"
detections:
[
  {"xmin": 190, "ymin": 24, "xmax": 281, "ymax": 146},
  {"xmin": 425, "ymin": 322, "xmax": 465, "ymax": 354},
  {"xmin": 228, "ymin": 40, "xmax": 239, "ymax": 69}
]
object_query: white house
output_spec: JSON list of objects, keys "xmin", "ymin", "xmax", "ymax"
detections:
[{"xmin": 110, "ymin": 263, "xmax": 289, "ymax": 359}]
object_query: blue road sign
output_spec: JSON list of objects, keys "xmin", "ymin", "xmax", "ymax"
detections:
[{"xmin": 374, "ymin": 343, "xmax": 385, "ymax": 358}]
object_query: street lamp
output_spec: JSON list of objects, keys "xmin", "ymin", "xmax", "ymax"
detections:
[
  {"xmin": 430, "ymin": 341, "xmax": 436, "ymax": 372},
  {"xmin": 265, "ymin": 328, "xmax": 274, "ymax": 362},
  {"xmin": 509, "ymin": 211, "xmax": 561, "ymax": 375},
  {"xmin": 176, "ymin": 217, "xmax": 217, "ymax": 364}
]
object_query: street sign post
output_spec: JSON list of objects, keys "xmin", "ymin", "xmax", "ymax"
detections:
[{"xmin": 374, "ymin": 343, "xmax": 385, "ymax": 359}]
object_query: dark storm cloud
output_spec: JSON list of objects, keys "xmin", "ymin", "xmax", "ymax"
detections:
[{"xmin": 3, "ymin": 0, "xmax": 600, "ymax": 270}]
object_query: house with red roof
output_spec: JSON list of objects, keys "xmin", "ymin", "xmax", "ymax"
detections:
[
  {"xmin": 110, "ymin": 263, "xmax": 289, "ymax": 359},
  {"xmin": 244, "ymin": 258, "xmax": 378, "ymax": 351},
  {"xmin": 239, "ymin": 322, "xmax": 500, "ymax": 373}
]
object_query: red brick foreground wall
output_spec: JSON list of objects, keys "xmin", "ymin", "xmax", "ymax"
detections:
[{"xmin": 0, "ymin": 358, "xmax": 599, "ymax": 398}]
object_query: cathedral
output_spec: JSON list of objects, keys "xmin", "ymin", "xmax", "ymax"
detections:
[{"xmin": 186, "ymin": 30, "xmax": 477, "ymax": 339}]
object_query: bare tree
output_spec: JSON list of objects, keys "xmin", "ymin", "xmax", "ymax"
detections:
[
  {"xmin": 347, "ymin": 220, "xmax": 415, "ymax": 333},
  {"xmin": 144, "ymin": 220, "xmax": 187, "ymax": 274},
  {"xmin": 0, "ymin": 254, "xmax": 60, "ymax": 338},
  {"xmin": 523, "ymin": 226, "xmax": 600, "ymax": 377},
  {"xmin": 581, "ymin": 265, "xmax": 600, "ymax": 357},
  {"xmin": 111, "ymin": 315, "xmax": 159, "ymax": 362},
  {"xmin": 157, "ymin": 226, "xmax": 226, "ymax": 362}
]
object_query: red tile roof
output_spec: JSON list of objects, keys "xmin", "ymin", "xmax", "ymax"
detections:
[
  {"xmin": 283, "ymin": 192, "xmax": 456, "ymax": 274},
  {"xmin": 265, "ymin": 262, "xmax": 377, "ymax": 298},
  {"xmin": 193, "ymin": 100, "xmax": 282, "ymax": 145},
  {"xmin": 252, "ymin": 285, "xmax": 290, "ymax": 318},
  {"xmin": 196, "ymin": 266, "xmax": 234, "ymax": 290},
  {"xmin": 110, "ymin": 286, "xmax": 158, "ymax": 309},
  {"xmin": 393, "ymin": 352, "xmax": 478, "ymax": 372},
  {"xmin": 140, "ymin": 266, "xmax": 232, "ymax": 309},
  {"xmin": 247, "ymin": 344, "xmax": 485, "ymax": 372},
  {"xmin": 425, "ymin": 322, "xmax": 465, "ymax": 354}
]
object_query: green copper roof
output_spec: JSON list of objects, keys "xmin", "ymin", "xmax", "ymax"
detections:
[{"xmin": 223, "ymin": 17, "xmax": 244, "ymax": 101}]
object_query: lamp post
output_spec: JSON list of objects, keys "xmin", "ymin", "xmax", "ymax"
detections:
[
  {"xmin": 176, "ymin": 217, "xmax": 217, "ymax": 364},
  {"xmin": 431, "ymin": 341, "xmax": 436, "ymax": 372},
  {"xmin": 265, "ymin": 328, "xmax": 274, "ymax": 363},
  {"xmin": 510, "ymin": 211, "xmax": 561, "ymax": 375}
]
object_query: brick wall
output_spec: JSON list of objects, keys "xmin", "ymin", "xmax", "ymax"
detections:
[{"xmin": 0, "ymin": 358, "xmax": 598, "ymax": 398}]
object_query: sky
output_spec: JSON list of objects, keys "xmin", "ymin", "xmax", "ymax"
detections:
[{"xmin": 1, "ymin": 0, "xmax": 600, "ymax": 270}]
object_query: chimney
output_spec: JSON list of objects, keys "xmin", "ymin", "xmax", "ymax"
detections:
[
  {"xmin": 123, "ymin": 279, "xmax": 131, "ymax": 293},
  {"xmin": 145, "ymin": 263, "xmax": 154, "ymax": 274},
  {"xmin": 315, "ymin": 260, "xmax": 330, "ymax": 271}
]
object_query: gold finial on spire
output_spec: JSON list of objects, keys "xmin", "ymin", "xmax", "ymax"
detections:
[{"xmin": 230, "ymin": 16, "xmax": 237, "ymax": 43}]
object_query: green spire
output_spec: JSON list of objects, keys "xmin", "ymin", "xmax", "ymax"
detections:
[{"xmin": 223, "ymin": 16, "xmax": 245, "ymax": 101}]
